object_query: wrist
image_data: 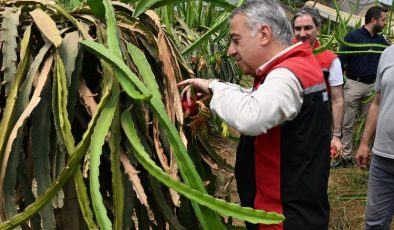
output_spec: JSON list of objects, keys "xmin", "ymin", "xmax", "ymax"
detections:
[
  {"xmin": 332, "ymin": 135, "xmax": 341, "ymax": 140},
  {"xmin": 359, "ymin": 138, "xmax": 371, "ymax": 147},
  {"xmin": 208, "ymin": 79, "xmax": 219, "ymax": 94},
  {"xmin": 332, "ymin": 131, "xmax": 343, "ymax": 139}
]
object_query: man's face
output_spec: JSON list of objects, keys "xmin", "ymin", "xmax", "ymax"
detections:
[
  {"xmin": 227, "ymin": 14, "xmax": 264, "ymax": 76},
  {"xmin": 372, "ymin": 12, "xmax": 387, "ymax": 34},
  {"xmin": 293, "ymin": 14, "xmax": 319, "ymax": 47}
]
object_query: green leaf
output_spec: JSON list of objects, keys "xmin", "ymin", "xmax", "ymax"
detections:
[
  {"xmin": 31, "ymin": 75, "xmax": 55, "ymax": 230},
  {"xmin": 133, "ymin": 0, "xmax": 236, "ymax": 16},
  {"xmin": 53, "ymin": 53, "xmax": 97, "ymax": 229},
  {"xmin": 102, "ymin": 0, "xmax": 152, "ymax": 101},
  {"xmin": 0, "ymin": 66, "xmax": 113, "ymax": 230},
  {"xmin": 109, "ymin": 96, "xmax": 124, "ymax": 230},
  {"xmin": 0, "ymin": 7, "xmax": 21, "ymax": 96},
  {"xmin": 133, "ymin": 0, "xmax": 161, "ymax": 18},
  {"xmin": 335, "ymin": 33, "xmax": 389, "ymax": 50},
  {"xmin": 80, "ymin": 40, "xmax": 226, "ymax": 229},
  {"xmin": 0, "ymin": 26, "xmax": 31, "ymax": 168},
  {"xmin": 87, "ymin": 0, "xmax": 105, "ymax": 18},
  {"xmin": 49, "ymin": 2, "xmax": 93, "ymax": 40},
  {"xmin": 60, "ymin": 31, "xmax": 80, "ymax": 87},
  {"xmin": 54, "ymin": 53, "xmax": 75, "ymax": 153},
  {"xmin": 4, "ymin": 127, "xmax": 24, "ymax": 219},
  {"xmin": 182, "ymin": 12, "xmax": 229, "ymax": 55},
  {"xmin": 61, "ymin": 0, "xmax": 82, "ymax": 11},
  {"xmin": 16, "ymin": 156, "xmax": 42, "ymax": 229},
  {"xmin": 81, "ymin": 41, "xmax": 152, "ymax": 101},
  {"xmin": 121, "ymin": 111, "xmax": 285, "ymax": 225},
  {"xmin": 89, "ymin": 93, "xmax": 120, "ymax": 229},
  {"xmin": 148, "ymin": 175, "xmax": 186, "ymax": 230},
  {"xmin": 126, "ymin": 43, "xmax": 162, "ymax": 100}
]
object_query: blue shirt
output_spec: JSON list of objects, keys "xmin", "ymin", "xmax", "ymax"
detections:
[{"xmin": 339, "ymin": 26, "xmax": 389, "ymax": 79}]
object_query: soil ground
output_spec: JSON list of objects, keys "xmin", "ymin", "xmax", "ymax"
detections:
[{"xmin": 208, "ymin": 128, "xmax": 389, "ymax": 230}]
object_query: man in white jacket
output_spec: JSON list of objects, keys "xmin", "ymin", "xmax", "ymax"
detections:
[{"xmin": 179, "ymin": 1, "xmax": 331, "ymax": 229}]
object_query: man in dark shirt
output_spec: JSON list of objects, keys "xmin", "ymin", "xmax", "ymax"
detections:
[{"xmin": 332, "ymin": 6, "xmax": 389, "ymax": 168}]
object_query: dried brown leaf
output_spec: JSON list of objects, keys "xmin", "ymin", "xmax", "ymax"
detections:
[
  {"xmin": 144, "ymin": 10, "xmax": 161, "ymax": 28},
  {"xmin": 78, "ymin": 79, "xmax": 98, "ymax": 116},
  {"xmin": 118, "ymin": 22, "xmax": 145, "ymax": 35},
  {"xmin": 120, "ymin": 152, "xmax": 148, "ymax": 207},
  {"xmin": 155, "ymin": 19, "xmax": 184, "ymax": 126},
  {"xmin": 153, "ymin": 120, "xmax": 170, "ymax": 172},
  {"xmin": 200, "ymin": 153, "xmax": 219, "ymax": 170},
  {"xmin": 30, "ymin": 8, "xmax": 62, "ymax": 48},
  {"xmin": 153, "ymin": 119, "xmax": 180, "ymax": 207}
]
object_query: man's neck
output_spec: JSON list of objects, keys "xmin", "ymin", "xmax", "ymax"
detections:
[
  {"xmin": 364, "ymin": 24, "xmax": 376, "ymax": 36},
  {"xmin": 310, "ymin": 40, "xmax": 317, "ymax": 49}
]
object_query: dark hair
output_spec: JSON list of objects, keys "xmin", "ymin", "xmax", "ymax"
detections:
[
  {"xmin": 291, "ymin": 6, "xmax": 322, "ymax": 29},
  {"xmin": 365, "ymin": 6, "xmax": 388, "ymax": 24}
]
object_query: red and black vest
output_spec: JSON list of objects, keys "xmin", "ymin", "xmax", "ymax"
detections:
[
  {"xmin": 291, "ymin": 39, "xmax": 337, "ymax": 94},
  {"xmin": 314, "ymin": 41, "xmax": 337, "ymax": 94},
  {"xmin": 235, "ymin": 42, "xmax": 331, "ymax": 230}
]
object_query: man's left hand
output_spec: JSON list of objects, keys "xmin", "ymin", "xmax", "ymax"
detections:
[{"xmin": 330, "ymin": 136, "xmax": 342, "ymax": 159}]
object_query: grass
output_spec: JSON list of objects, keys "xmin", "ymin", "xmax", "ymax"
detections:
[{"xmin": 328, "ymin": 166, "xmax": 369, "ymax": 230}]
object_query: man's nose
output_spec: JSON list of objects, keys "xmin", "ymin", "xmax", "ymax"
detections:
[
  {"xmin": 227, "ymin": 45, "xmax": 236, "ymax": 56},
  {"xmin": 300, "ymin": 29, "xmax": 307, "ymax": 36}
]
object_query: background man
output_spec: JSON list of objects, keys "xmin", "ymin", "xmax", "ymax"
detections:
[
  {"xmin": 333, "ymin": 6, "xmax": 389, "ymax": 168},
  {"xmin": 355, "ymin": 45, "xmax": 394, "ymax": 230},
  {"xmin": 292, "ymin": 6, "xmax": 344, "ymax": 156},
  {"xmin": 179, "ymin": 0, "xmax": 331, "ymax": 229}
]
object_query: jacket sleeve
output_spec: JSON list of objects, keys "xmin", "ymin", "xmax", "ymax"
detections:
[{"xmin": 209, "ymin": 68, "xmax": 304, "ymax": 136}]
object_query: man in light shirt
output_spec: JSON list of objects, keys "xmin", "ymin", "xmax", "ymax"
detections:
[
  {"xmin": 355, "ymin": 45, "xmax": 394, "ymax": 230},
  {"xmin": 179, "ymin": 0, "xmax": 331, "ymax": 229},
  {"xmin": 292, "ymin": 6, "xmax": 344, "ymax": 158}
]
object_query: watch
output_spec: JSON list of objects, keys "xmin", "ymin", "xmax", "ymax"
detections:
[{"xmin": 332, "ymin": 131, "xmax": 343, "ymax": 138}]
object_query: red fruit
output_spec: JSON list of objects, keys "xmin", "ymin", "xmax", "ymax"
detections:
[
  {"xmin": 182, "ymin": 99, "xmax": 197, "ymax": 116},
  {"xmin": 330, "ymin": 146, "xmax": 337, "ymax": 158}
]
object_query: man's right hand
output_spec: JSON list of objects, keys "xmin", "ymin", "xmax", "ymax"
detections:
[
  {"xmin": 178, "ymin": 78, "xmax": 213, "ymax": 94},
  {"xmin": 355, "ymin": 144, "xmax": 371, "ymax": 168},
  {"xmin": 178, "ymin": 78, "xmax": 213, "ymax": 104}
]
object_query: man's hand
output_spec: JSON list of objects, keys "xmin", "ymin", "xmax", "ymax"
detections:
[
  {"xmin": 178, "ymin": 78, "xmax": 213, "ymax": 105},
  {"xmin": 355, "ymin": 144, "xmax": 371, "ymax": 169},
  {"xmin": 178, "ymin": 78, "xmax": 213, "ymax": 94},
  {"xmin": 330, "ymin": 136, "xmax": 342, "ymax": 159}
]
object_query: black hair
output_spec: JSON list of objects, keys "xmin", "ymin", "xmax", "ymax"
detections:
[{"xmin": 365, "ymin": 6, "xmax": 388, "ymax": 24}]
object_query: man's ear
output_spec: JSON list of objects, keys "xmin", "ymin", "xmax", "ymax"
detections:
[
  {"xmin": 259, "ymin": 24, "xmax": 271, "ymax": 45},
  {"xmin": 371, "ymin": 17, "xmax": 378, "ymax": 24}
]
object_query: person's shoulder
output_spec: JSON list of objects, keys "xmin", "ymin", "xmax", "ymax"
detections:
[
  {"xmin": 387, "ymin": 45, "xmax": 394, "ymax": 50},
  {"xmin": 320, "ymin": 49, "xmax": 336, "ymax": 56},
  {"xmin": 376, "ymin": 34, "xmax": 389, "ymax": 42},
  {"xmin": 343, "ymin": 29, "xmax": 360, "ymax": 40},
  {"xmin": 347, "ymin": 28, "xmax": 361, "ymax": 35},
  {"xmin": 382, "ymin": 45, "xmax": 394, "ymax": 55},
  {"xmin": 379, "ymin": 46, "xmax": 394, "ymax": 68},
  {"xmin": 316, "ymin": 49, "xmax": 337, "ymax": 61}
]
